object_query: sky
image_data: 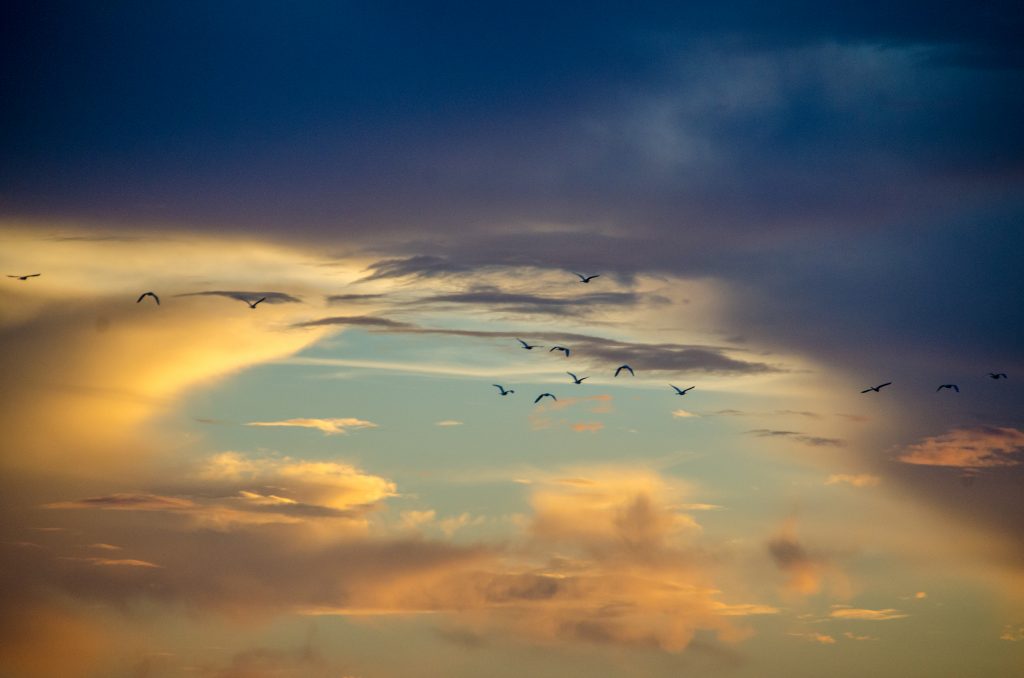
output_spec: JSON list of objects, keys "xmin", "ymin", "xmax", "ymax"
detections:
[{"xmin": 1, "ymin": 2, "xmax": 1023, "ymax": 676}]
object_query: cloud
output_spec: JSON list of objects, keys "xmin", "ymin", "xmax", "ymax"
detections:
[
  {"xmin": 1000, "ymin": 625, "xmax": 1024, "ymax": 642},
  {"xmin": 570, "ymin": 422, "xmax": 604, "ymax": 432},
  {"xmin": 824, "ymin": 474, "xmax": 881, "ymax": 488},
  {"xmin": 672, "ymin": 409, "xmax": 699, "ymax": 418},
  {"xmin": 747, "ymin": 430, "xmax": 845, "ymax": 447},
  {"xmin": 289, "ymin": 319, "xmax": 778, "ymax": 375},
  {"xmin": 293, "ymin": 315, "xmax": 415, "ymax": 330},
  {"xmin": 245, "ymin": 418, "xmax": 378, "ymax": 435},
  {"xmin": 767, "ymin": 520, "xmax": 849, "ymax": 599},
  {"xmin": 410, "ymin": 286, "xmax": 652, "ymax": 317},
  {"xmin": 44, "ymin": 494, "xmax": 196, "ymax": 512},
  {"xmin": 435, "ymin": 420, "xmax": 463, "ymax": 427},
  {"xmin": 175, "ymin": 291, "xmax": 302, "ymax": 304},
  {"xmin": 790, "ymin": 632, "xmax": 836, "ymax": 644},
  {"xmin": 60, "ymin": 557, "xmax": 162, "ymax": 568},
  {"xmin": 828, "ymin": 606, "xmax": 908, "ymax": 621},
  {"xmin": 897, "ymin": 427, "xmax": 1024, "ymax": 468},
  {"xmin": 843, "ymin": 631, "xmax": 878, "ymax": 641}
]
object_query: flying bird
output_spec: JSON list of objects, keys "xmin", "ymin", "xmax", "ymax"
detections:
[
  {"xmin": 988, "ymin": 372, "xmax": 1008, "ymax": 380},
  {"xmin": 7, "ymin": 274, "xmax": 40, "ymax": 280},
  {"xmin": 573, "ymin": 273, "xmax": 600, "ymax": 283},
  {"xmin": 534, "ymin": 393, "xmax": 557, "ymax": 403},
  {"xmin": 550, "ymin": 346, "xmax": 570, "ymax": 357},
  {"xmin": 493, "ymin": 384, "xmax": 515, "ymax": 396},
  {"xmin": 567, "ymin": 372, "xmax": 588, "ymax": 384},
  {"xmin": 614, "ymin": 365, "xmax": 634, "ymax": 377},
  {"xmin": 517, "ymin": 339, "xmax": 541, "ymax": 350},
  {"xmin": 860, "ymin": 382, "xmax": 892, "ymax": 393},
  {"xmin": 136, "ymin": 291, "xmax": 160, "ymax": 305},
  {"xmin": 670, "ymin": 384, "xmax": 695, "ymax": 395},
  {"xmin": 246, "ymin": 297, "xmax": 267, "ymax": 309},
  {"xmin": 936, "ymin": 384, "xmax": 959, "ymax": 393}
]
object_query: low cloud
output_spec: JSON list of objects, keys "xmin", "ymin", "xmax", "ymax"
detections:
[
  {"xmin": 747, "ymin": 430, "xmax": 845, "ymax": 447},
  {"xmin": 175, "ymin": 291, "xmax": 302, "ymax": 304},
  {"xmin": 245, "ymin": 418, "xmax": 378, "ymax": 435},
  {"xmin": 767, "ymin": 520, "xmax": 849, "ymax": 599},
  {"xmin": 829, "ymin": 606, "xmax": 908, "ymax": 621},
  {"xmin": 897, "ymin": 427, "xmax": 1024, "ymax": 468},
  {"xmin": 824, "ymin": 474, "xmax": 881, "ymax": 488},
  {"xmin": 435, "ymin": 420, "xmax": 463, "ymax": 427}
]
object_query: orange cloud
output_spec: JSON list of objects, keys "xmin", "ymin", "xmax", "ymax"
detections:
[
  {"xmin": 897, "ymin": 427, "xmax": 1024, "ymax": 468},
  {"xmin": 829, "ymin": 606, "xmax": 908, "ymax": 621},
  {"xmin": 245, "ymin": 418, "xmax": 377, "ymax": 435},
  {"xmin": 824, "ymin": 474, "xmax": 881, "ymax": 488}
]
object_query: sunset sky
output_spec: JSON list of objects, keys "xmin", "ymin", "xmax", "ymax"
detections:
[{"xmin": 1, "ymin": 3, "xmax": 1023, "ymax": 677}]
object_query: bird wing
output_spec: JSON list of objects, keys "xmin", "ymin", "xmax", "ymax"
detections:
[
  {"xmin": 493, "ymin": 384, "xmax": 505, "ymax": 392},
  {"xmin": 953, "ymin": 385, "xmax": 959, "ymax": 392},
  {"xmin": 669, "ymin": 384, "xmax": 681, "ymax": 393},
  {"xmin": 136, "ymin": 293, "xmax": 147, "ymax": 303},
  {"xmin": 587, "ymin": 274, "xmax": 600, "ymax": 281},
  {"xmin": 684, "ymin": 386, "xmax": 694, "ymax": 393},
  {"xmin": 517, "ymin": 339, "xmax": 529, "ymax": 347},
  {"xmin": 567, "ymin": 372, "xmax": 578, "ymax": 380},
  {"xmin": 860, "ymin": 388, "xmax": 872, "ymax": 393},
  {"xmin": 572, "ymin": 273, "xmax": 586, "ymax": 281},
  {"xmin": 879, "ymin": 382, "xmax": 892, "ymax": 388}
]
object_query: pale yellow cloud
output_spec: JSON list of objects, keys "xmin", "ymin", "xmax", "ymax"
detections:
[
  {"xmin": 829, "ymin": 606, "xmax": 908, "ymax": 621},
  {"xmin": 897, "ymin": 427, "xmax": 1024, "ymax": 468},
  {"xmin": 671, "ymin": 409, "xmax": 699, "ymax": 418},
  {"xmin": 824, "ymin": 473, "xmax": 881, "ymax": 488},
  {"xmin": 790, "ymin": 632, "xmax": 836, "ymax": 644},
  {"xmin": 246, "ymin": 418, "xmax": 377, "ymax": 435},
  {"xmin": 60, "ymin": 557, "xmax": 162, "ymax": 568},
  {"xmin": 435, "ymin": 420, "xmax": 464, "ymax": 427},
  {"xmin": 1000, "ymin": 625, "xmax": 1024, "ymax": 641}
]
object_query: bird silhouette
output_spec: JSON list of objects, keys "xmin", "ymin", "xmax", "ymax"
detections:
[
  {"xmin": 550, "ymin": 346, "xmax": 570, "ymax": 357},
  {"xmin": 670, "ymin": 384, "xmax": 695, "ymax": 395},
  {"xmin": 573, "ymin": 273, "xmax": 600, "ymax": 283},
  {"xmin": 493, "ymin": 384, "xmax": 515, "ymax": 396},
  {"xmin": 614, "ymin": 365, "xmax": 634, "ymax": 377},
  {"xmin": 567, "ymin": 372, "xmax": 588, "ymax": 384},
  {"xmin": 860, "ymin": 382, "xmax": 892, "ymax": 393},
  {"xmin": 7, "ymin": 274, "xmax": 40, "ymax": 281},
  {"xmin": 936, "ymin": 384, "xmax": 960, "ymax": 393},
  {"xmin": 136, "ymin": 291, "xmax": 160, "ymax": 305},
  {"xmin": 246, "ymin": 297, "xmax": 267, "ymax": 309},
  {"xmin": 988, "ymin": 372, "xmax": 1008, "ymax": 380},
  {"xmin": 517, "ymin": 339, "xmax": 541, "ymax": 350},
  {"xmin": 534, "ymin": 393, "xmax": 557, "ymax": 403}
]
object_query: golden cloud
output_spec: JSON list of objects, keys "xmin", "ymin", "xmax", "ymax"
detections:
[{"xmin": 245, "ymin": 418, "xmax": 378, "ymax": 435}]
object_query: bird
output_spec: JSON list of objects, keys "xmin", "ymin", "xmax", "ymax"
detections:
[
  {"xmin": 493, "ymin": 384, "xmax": 515, "ymax": 396},
  {"xmin": 534, "ymin": 393, "xmax": 557, "ymax": 403},
  {"xmin": 246, "ymin": 297, "xmax": 267, "ymax": 309},
  {"xmin": 936, "ymin": 384, "xmax": 959, "ymax": 393},
  {"xmin": 988, "ymin": 372, "xmax": 1008, "ymax": 380},
  {"xmin": 670, "ymin": 384, "xmax": 695, "ymax": 395},
  {"xmin": 517, "ymin": 339, "xmax": 541, "ymax": 350},
  {"xmin": 550, "ymin": 346, "xmax": 570, "ymax": 357},
  {"xmin": 567, "ymin": 372, "xmax": 588, "ymax": 384},
  {"xmin": 136, "ymin": 291, "xmax": 160, "ymax": 305},
  {"xmin": 573, "ymin": 273, "xmax": 600, "ymax": 283},
  {"xmin": 614, "ymin": 365, "xmax": 634, "ymax": 377},
  {"xmin": 7, "ymin": 273, "xmax": 40, "ymax": 281},
  {"xmin": 860, "ymin": 382, "xmax": 892, "ymax": 393}
]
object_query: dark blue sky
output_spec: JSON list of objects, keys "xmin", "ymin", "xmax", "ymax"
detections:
[{"xmin": 2, "ymin": 1, "xmax": 1022, "ymax": 368}]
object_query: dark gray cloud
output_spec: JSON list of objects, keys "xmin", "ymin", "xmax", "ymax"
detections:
[
  {"xmin": 293, "ymin": 315, "xmax": 415, "ymax": 330},
  {"xmin": 175, "ymin": 291, "xmax": 301, "ymax": 304},
  {"xmin": 325, "ymin": 293, "xmax": 387, "ymax": 304},
  {"xmin": 746, "ymin": 430, "xmax": 845, "ymax": 447},
  {"xmin": 293, "ymin": 316, "xmax": 778, "ymax": 374},
  {"xmin": 411, "ymin": 287, "xmax": 656, "ymax": 317}
]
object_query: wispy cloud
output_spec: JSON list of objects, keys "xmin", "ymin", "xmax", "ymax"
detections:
[
  {"xmin": 897, "ymin": 427, "xmax": 1024, "ymax": 468},
  {"xmin": 825, "ymin": 474, "xmax": 881, "ymax": 488},
  {"xmin": 672, "ymin": 409, "xmax": 699, "ymax": 418},
  {"xmin": 747, "ymin": 430, "xmax": 845, "ymax": 447},
  {"xmin": 435, "ymin": 420, "xmax": 464, "ymax": 427},
  {"xmin": 245, "ymin": 417, "xmax": 378, "ymax": 435},
  {"xmin": 60, "ymin": 557, "xmax": 161, "ymax": 568},
  {"xmin": 829, "ymin": 606, "xmax": 908, "ymax": 621},
  {"xmin": 175, "ymin": 290, "xmax": 302, "ymax": 304}
]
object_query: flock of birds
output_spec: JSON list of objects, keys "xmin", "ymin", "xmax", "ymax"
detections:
[{"xmin": 9, "ymin": 271, "xmax": 1009, "ymax": 405}]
